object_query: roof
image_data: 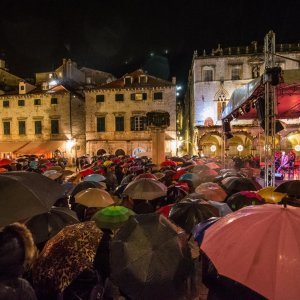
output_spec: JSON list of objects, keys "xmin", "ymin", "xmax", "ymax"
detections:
[{"xmin": 95, "ymin": 69, "xmax": 174, "ymax": 90}]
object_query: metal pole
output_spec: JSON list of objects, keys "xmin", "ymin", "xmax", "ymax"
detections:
[{"xmin": 264, "ymin": 31, "xmax": 276, "ymax": 187}]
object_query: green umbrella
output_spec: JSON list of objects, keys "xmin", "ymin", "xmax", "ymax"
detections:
[{"xmin": 92, "ymin": 205, "xmax": 135, "ymax": 230}]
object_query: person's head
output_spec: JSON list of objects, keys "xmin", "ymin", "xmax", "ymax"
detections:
[
  {"xmin": 0, "ymin": 223, "xmax": 37, "ymax": 278},
  {"xmin": 282, "ymin": 151, "xmax": 286, "ymax": 156}
]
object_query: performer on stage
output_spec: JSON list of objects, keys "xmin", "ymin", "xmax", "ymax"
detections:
[{"xmin": 277, "ymin": 151, "xmax": 289, "ymax": 172}]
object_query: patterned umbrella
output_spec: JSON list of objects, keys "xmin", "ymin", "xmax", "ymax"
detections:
[{"xmin": 32, "ymin": 221, "xmax": 103, "ymax": 293}]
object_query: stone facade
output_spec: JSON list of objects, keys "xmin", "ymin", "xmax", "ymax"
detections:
[
  {"xmin": 0, "ymin": 83, "xmax": 86, "ymax": 162},
  {"xmin": 184, "ymin": 41, "xmax": 300, "ymax": 158},
  {"xmin": 84, "ymin": 69, "xmax": 177, "ymax": 157}
]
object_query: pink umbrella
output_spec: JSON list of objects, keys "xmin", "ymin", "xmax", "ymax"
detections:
[
  {"xmin": 201, "ymin": 204, "xmax": 300, "ymax": 300},
  {"xmin": 205, "ymin": 162, "xmax": 221, "ymax": 170}
]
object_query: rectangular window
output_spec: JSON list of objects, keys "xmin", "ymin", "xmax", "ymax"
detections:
[
  {"xmin": 3, "ymin": 100, "xmax": 9, "ymax": 108},
  {"xmin": 154, "ymin": 92, "xmax": 163, "ymax": 100},
  {"xmin": 203, "ymin": 70, "xmax": 213, "ymax": 81},
  {"xmin": 115, "ymin": 116, "xmax": 124, "ymax": 131},
  {"xmin": 96, "ymin": 117, "xmax": 105, "ymax": 132},
  {"xmin": 130, "ymin": 116, "xmax": 147, "ymax": 131},
  {"xmin": 18, "ymin": 121, "xmax": 26, "ymax": 135},
  {"xmin": 115, "ymin": 94, "xmax": 124, "ymax": 101},
  {"xmin": 130, "ymin": 93, "xmax": 147, "ymax": 101},
  {"xmin": 96, "ymin": 94, "xmax": 105, "ymax": 103},
  {"xmin": 3, "ymin": 122, "xmax": 10, "ymax": 135},
  {"xmin": 51, "ymin": 119, "xmax": 59, "ymax": 134},
  {"xmin": 34, "ymin": 99, "xmax": 41, "ymax": 106},
  {"xmin": 34, "ymin": 121, "xmax": 42, "ymax": 134},
  {"xmin": 20, "ymin": 86, "xmax": 25, "ymax": 90},
  {"xmin": 51, "ymin": 98, "xmax": 58, "ymax": 105},
  {"xmin": 18, "ymin": 99, "xmax": 25, "ymax": 106},
  {"xmin": 231, "ymin": 66, "xmax": 241, "ymax": 80}
]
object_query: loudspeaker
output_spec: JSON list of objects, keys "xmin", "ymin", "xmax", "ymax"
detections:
[{"xmin": 255, "ymin": 98, "xmax": 284, "ymax": 134}]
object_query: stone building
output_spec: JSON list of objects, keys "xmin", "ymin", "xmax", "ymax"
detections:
[
  {"xmin": 0, "ymin": 59, "xmax": 115, "ymax": 162},
  {"xmin": 0, "ymin": 81, "xmax": 86, "ymax": 162},
  {"xmin": 84, "ymin": 69, "xmax": 177, "ymax": 157},
  {"xmin": 184, "ymin": 41, "xmax": 300, "ymax": 159}
]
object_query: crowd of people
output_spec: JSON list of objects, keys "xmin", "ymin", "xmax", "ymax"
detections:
[{"xmin": 0, "ymin": 152, "xmax": 299, "ymax": 300}]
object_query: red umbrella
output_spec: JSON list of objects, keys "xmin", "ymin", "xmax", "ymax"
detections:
[
  {"xmin": 0, "ymin": 158, "xmax": 12, "ymax": 167},
  {"xmin": 161, "ymin": 160, "xmax": 177, "ymax": 167},
  {"xmin": 156, "ymin": 203, "xmax": 175, "ymax": 218},
  {"xmin": 172, "ymin": 169, "xmax": 187, "ymax": 181},
  {"xmin": 79, "ymin": 168, "xmax": 94, "ymax": 177}
]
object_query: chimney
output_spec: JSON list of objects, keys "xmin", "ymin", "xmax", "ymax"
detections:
[{"xmin": 172, "ymin": 77, "xmax": 176, "ymax": 85}]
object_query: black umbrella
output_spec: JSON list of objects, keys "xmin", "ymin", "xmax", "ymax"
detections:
[
  {"xmin": 220, "ymin": 177, "xmax": 261, "ymax": 196},
  {"xmin": 110, "ymin": 213, "xmax": 193, "ymax": 300},
  {"xmin": 274, "ymin": 180, "xmax": 300, "ymax": 198},
  {"xmin": 226, "ymin": 192, "xmax": 265, "ymax": 211},
  {"xmin": 70, "ymin": 181, "xmax": 102, "ymax": 197},
  {"xmin": 26, "ymin": 207, "xmax": 79, "ymax": 245},
  {"xmin": 169, "ymin": 199, "xmax": 219, "ymax": 233},
  {"xmin": 0, "ymin": 172, "xmax": 64, "ymax": 226}
]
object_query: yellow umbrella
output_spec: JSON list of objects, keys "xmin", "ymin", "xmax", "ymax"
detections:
[
  {"xmin": 75, "ymin": 188, "xmax": 115, "ymax": 207},
  {"xmin": 257, "ymin": 187, "xmax": 287, "ymax": 204},
  {"xmin": 103, "ymin": 160, "xmax": 113, "ymax": 167}
]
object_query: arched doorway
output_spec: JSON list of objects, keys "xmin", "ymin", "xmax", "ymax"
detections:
[
  {"xmin": 199, "ymin": 132, "xmax": 222, "ymax": 157},
  {"xmin": 97, "ymin": 148, "xmax": 106, "ymax": 156},
  {"xmin": 115, "ymin": 149, "xmax": 125, "ymax": 156}
]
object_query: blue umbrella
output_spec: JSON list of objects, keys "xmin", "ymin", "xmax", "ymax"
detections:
[
  {"xmin": 83, "ymin": 173, "xmax": 106, "ymax": 182},
  {"xmin": 192, "ymin": 217, "xmax": 220, "ymax": 245}
]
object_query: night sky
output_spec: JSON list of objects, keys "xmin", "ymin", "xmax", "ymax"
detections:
[{"xmin": 1, "ymin": 0, "xmax": 300, "ymax": 90}]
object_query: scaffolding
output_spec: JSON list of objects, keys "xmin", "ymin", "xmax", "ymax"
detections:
[{"xmin": 263, "ymin": 31, "xmax": 276, "ymax": 187}]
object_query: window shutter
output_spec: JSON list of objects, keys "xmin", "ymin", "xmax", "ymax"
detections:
[
  {"xmin": 142, "ymin": 93, "xmax": 147, "ymax": 100},
  {"xmin": 130, "ymin": 117, "xmax": 135, "ymax": 131},
  {"xmin": 130, "ymin": 94, "xmax": 135, "ymax": 100},
  {"xmin": 142, "ymin": 116, "xmax": 147, "ymax": 130}
]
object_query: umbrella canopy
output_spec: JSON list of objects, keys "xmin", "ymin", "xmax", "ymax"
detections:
[
  {"xmin": 25, "ymin": 207, "xmax": 79, "ymax": 244},
  {"xmin": 83, "ymin": 173, "xmax": 106, "ymax": 183},
  {"xmin": 195, "ymin": 182, "xmax": 227, "ymax": 202},
  {"xmin": 92, "ymin": 205, "xmax": 135, "ymax": 230},
  {"xmin": 226, "ymin": 191, "xmax": 265, "ymax": 211},
  {"xmin": 70, "ymin": 181, "xmax": 102, "ymax": 197},
  {"xmin": 79, "ymin": 168, "xmax": 94, "ymax": 177},
  {"xmin": 75, "ymin": 188, "xmax": 115, "ymax": 208},
  {"xmin": 0, "ymin": 158, "xmax": 12, "ymax": 167},
  {"xmin": 0, "ymin": 172, "xmax": 64, "ymax": 226},
  {"xmin": 169, "ymin": 157, "xmax": 186, "ymax": 163},
  {"xmin": 205, "ymin": 162, "xmax": 221, "ymax": 170},
  {"xmin": 169, "ymin": 199, "xmax": 219, "ymax": 233},
  {"xmin": 134, "ymin": 173, "xmax": 158, "ymax": 181},
  {"xmin": 123, "ymin": 178, "xmax": 167, "ymax": 200},
  {"xmin": 274, "ymin": 180, "xmax": 300, "ymax": 198},
  {"xmin": 257, "ymin": 187, "xmax": 287, "ymax": 204},
  {"xmin": 161, "ymin": 160, "xmax": 177, "ymax": 167},
  {"xmin": 156, "ymin": 203, "xmax": 175, "ymax": 218},
  {"xmin": 207, "ymin": 200, "xmax": 232, "ymax": 216},
  {"xmin": 189, "ymin": 164, "xmax": 209, "ymax": 173},
  {"xmin": 179, "ymin": 172, "xmax": 202, "ymax": 187},
  {"xmin": 192, "ymin": 217, "xmax": 221, "ymax": 245},
  {"xmin": 110, "ymin": 213, "xmax": 193, "ymax": 300},
  {"xmin": 32, "ymin": 221, "xmax": 103, "ymax": 293},
  {"xmin": 221, "ymin": 177, "xmax": 261, "ymax": 195},
  {"xmin": 201, "ymin": 204, "xmax": 300, "ymax": 300}
]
